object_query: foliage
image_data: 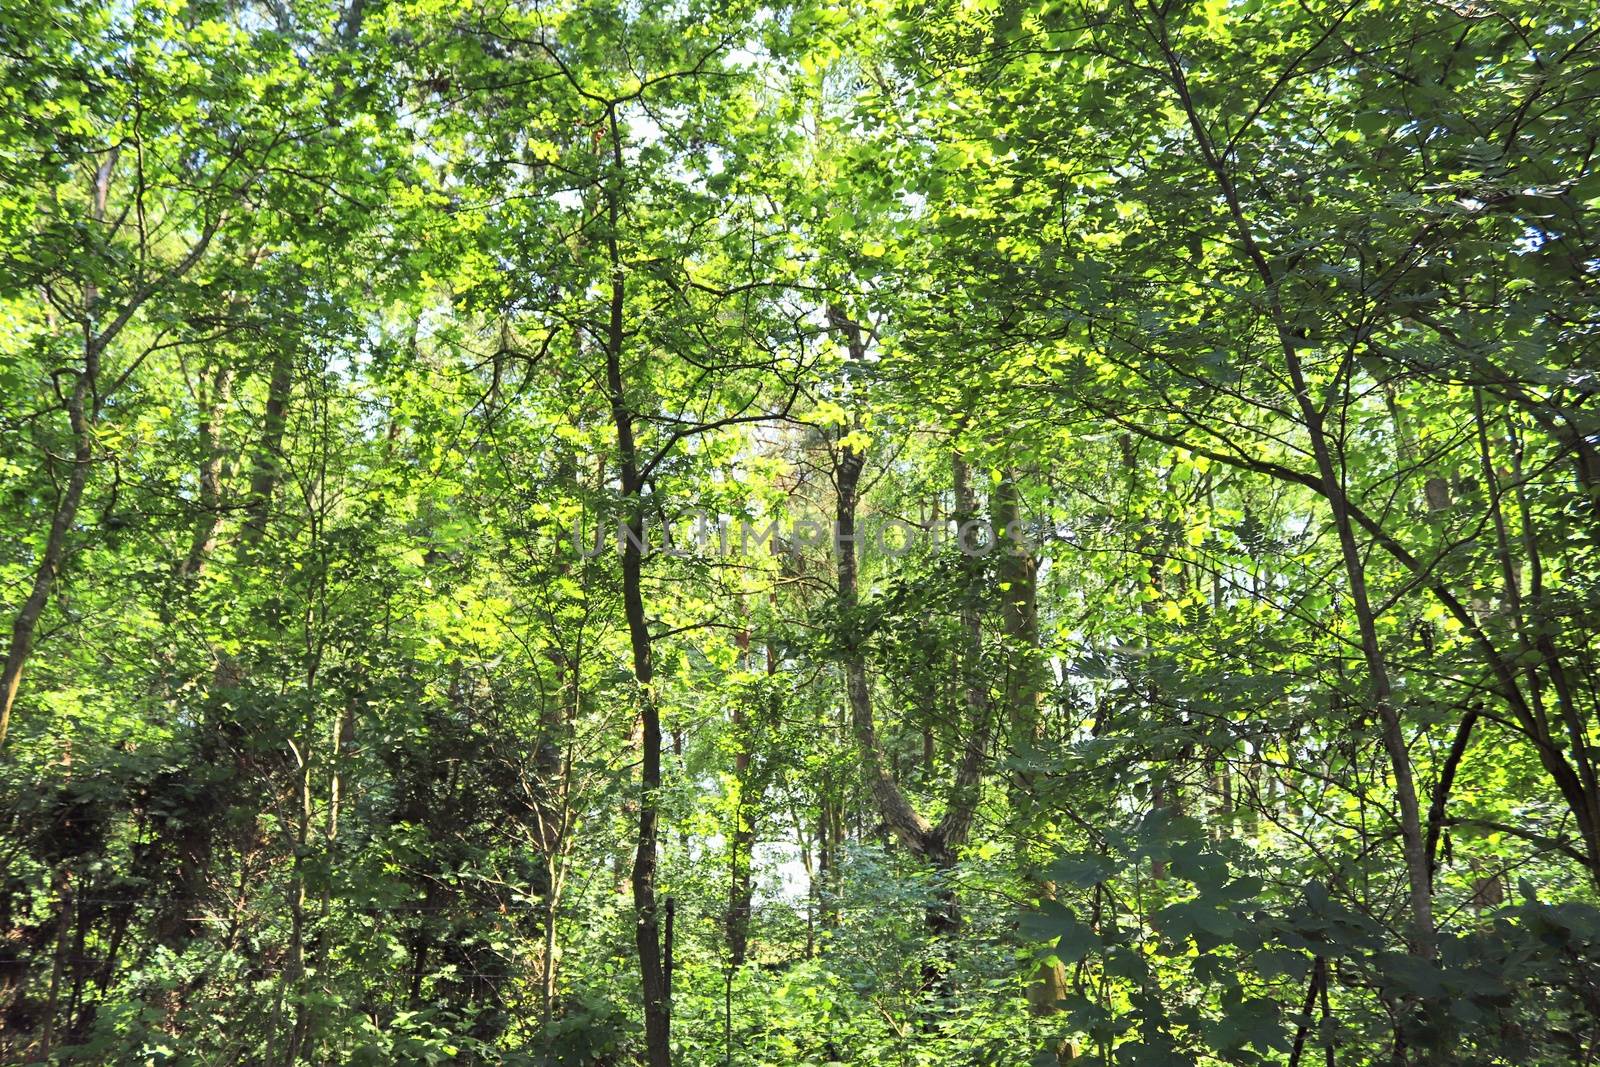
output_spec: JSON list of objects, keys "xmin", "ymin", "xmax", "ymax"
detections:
[{"xmin": 1, "ymin": 0, "xmax": 1597, "ymax": 1063}]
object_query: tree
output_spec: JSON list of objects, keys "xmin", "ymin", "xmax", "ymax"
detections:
[{"xmin": 3, "ymin": 0, "xmax": 1599, "ymax": 1063}]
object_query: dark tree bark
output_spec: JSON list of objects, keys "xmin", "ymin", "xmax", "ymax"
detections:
[{"xmin": 598, "ymin": 102, "xmax": 671, "ymax": 1067}]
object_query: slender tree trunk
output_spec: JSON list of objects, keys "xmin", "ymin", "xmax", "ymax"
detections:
[
  {"xmin": 241, "ymin": 347, "xmax": 293, "ymax": 547},
  {"xmin": 815, "ymin": 793, "xmax": 837, "ymax": 942},
  {"xmin": 726, "ymin": 734, "xmax": 755, "ymax": 968},
  {"xmin": 38, "ymin": 866, "xmax": 73, "ymax": 1062},
  {"xmin": 829, "ymin": 308, "xmax": 935, "ymax": 853},
  {"xmin": 542, "ymin": 846, "xmax": 567, "ymax": 1026},
  {"xmin": 0, "ymin": 152, "xmax": 121, "ymax": 750},
  {"xmin": 599, "ymin": 102, "xmax": 670, "ymax": 1067},
  {"xmin": 0, "ymin": 367, "xmax": 94, "ymax": 750},
  {"xmin": 1148, "ymin": 17, "xmax": 1436, "ymax": 960},
  {"xmin": 828, "ymin": 308, "xmax": 996, "ymax": 1014},
  {"xmin": 1501, "ymin": 410, "xmax": 1600, "ymax": 885},
  {"xmin": 279, "ymin": 724, "xmax": 314, "ymax": 1066},
  {"xmin": 1, "ymin": 147, "xmax": 232, "ymax": 747},
  {"xmin": 177, "ymin": 366, "xmax": 237, "ymax": 582},
  {"xmin": 994, "ymin": 474, "xmax": 1070, "ymax": 1027},
  {"xmin": 539, "ymin": 647, "xmax": 579, "ymax": 1026},
  {"xmin": 725, "ymin": 627, "xmax": 763, "ymax": 968},
  {"xmin": 1291, "ymin": 375, "xmax": 1435, "ymax": 960}
]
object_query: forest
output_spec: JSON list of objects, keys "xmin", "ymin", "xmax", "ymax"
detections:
[{"xmin": 1, "ymin": 0, "xmax": 1598, "ymax": 1062}]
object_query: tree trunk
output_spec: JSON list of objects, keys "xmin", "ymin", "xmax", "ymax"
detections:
[
  {"xmin": 241, "ymin": 347, "xmax": 293, "ymax": 547},
  {"xmin": 2, "ymin": 146, "xmax": 227, "ymax": 747},
  {"xmin": 725, "ymin": 627, "xmax": 765, "ymax": 968},
  {"xmin": 176, "ymin": 366, "xmax": 237, "ymax": 582},
  {"xmin": 827, "ymin": 307, "xmax": 995, "ymax": 1009},
  {"xmin": 601, "ymin": 102, "xmax": 670, "ymax": 1067},
  {"xmin": 994, "ymin": 474, "xmax": 1070, "ymax": 1022},
  {"xmin": 1149, "ymin": 19, "xmax": 1437, "ymax": 961},
  {"xmin": 0, "ymin": 366, "xmax": 94, "ymax": 749}
]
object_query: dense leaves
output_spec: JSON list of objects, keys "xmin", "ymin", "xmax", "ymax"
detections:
[{"xmin": 1, "ymin": 0, "xmax": 1597, "ymax": 1063}]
